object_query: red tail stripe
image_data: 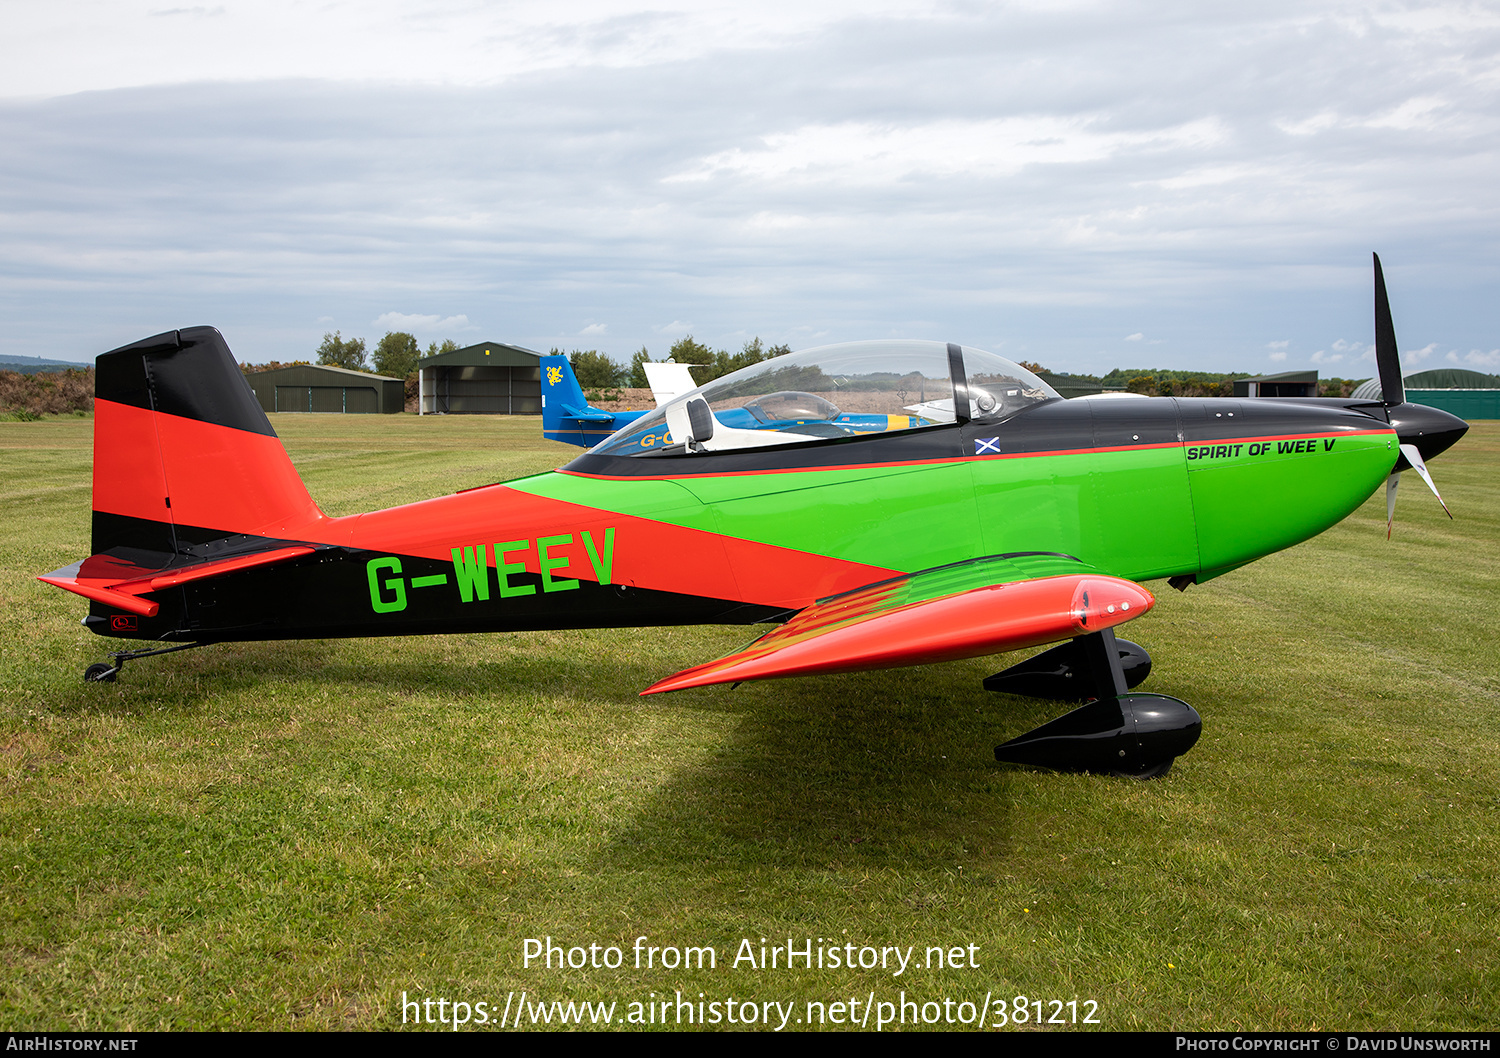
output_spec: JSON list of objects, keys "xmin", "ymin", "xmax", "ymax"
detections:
[
  {"xmin": 92, "ymin": 399, "xmax": 172, "ymax": 525},
  {"xmin": 92, "ymin": 400, "xmax": 324, "ymax": 538}
]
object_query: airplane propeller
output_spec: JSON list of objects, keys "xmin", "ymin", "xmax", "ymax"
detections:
[
  {"xmin": 1373, "ymin": 253, "xmax": 1404, "ymax": 407},
  {"xmin": 1386, "ymin": 443, "xmax": 1452, "ymax": 539},
  {"xmin": 1372, "ymin": 253, "xmax": 1464, "ymax": 537}
]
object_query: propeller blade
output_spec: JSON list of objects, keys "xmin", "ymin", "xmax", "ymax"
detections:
[
  {"xmin": 1386, "ymin": 471, "xmax": 1400, "ymax": 539},
  {"xmin": 1373, "ymin": 253, "xmax": 1405, "ymax": 406},
  {"xmin": 1398, "ymin": 442, "xmax": 1452, "ymax": 519}
]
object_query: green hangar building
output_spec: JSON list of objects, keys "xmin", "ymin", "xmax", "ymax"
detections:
[
  {"xmin": 244, "ymin": 364, "xmax": 405, "ymax": 414},
  {"xmin": 1233, "ymin": 370, "xmax": 1319, "ymax": 398},
  {"xmin": 1351, "ymin": 368, "xmax": 1500, "ymax": 419},
  {"xmin": 417, "ymin": 342, "xmax": 544, "ymax": 415}
]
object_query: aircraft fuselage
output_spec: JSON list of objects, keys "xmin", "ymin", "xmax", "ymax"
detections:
[{"xmin": 83, "ymin": 394, "xmax": 1397, "ymax": 645}]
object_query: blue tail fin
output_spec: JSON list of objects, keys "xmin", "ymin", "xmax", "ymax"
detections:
[{"xmin": 539, "ymin": 355, "xmax": 645, "ymax": 447}]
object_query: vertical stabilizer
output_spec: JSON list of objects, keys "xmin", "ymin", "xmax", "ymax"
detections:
[
  {"xmin": 539, "ymin": 354, "xmax": 642, "ymax": 446},
  {"xmin": 91, "ymin": 327, "xmax": 325, "ymax": 557}
]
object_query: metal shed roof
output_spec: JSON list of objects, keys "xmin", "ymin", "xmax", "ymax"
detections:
[
  {"xmin": 416, "ymin": 342, "xmax": 543, "ymax": 369},
  {"xmin": 1350, "ymin": 368, "xmax": 1500, "ymax": 400},
  {"xmin": 249, "ymin": 364, "xmax": 400, "ymax": 382},
  {"xmin": 1239, "ymin": 370, "xmax": 1318, "ymax": 384}
]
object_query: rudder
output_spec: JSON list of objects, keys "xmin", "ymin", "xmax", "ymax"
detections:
[
  {"xmin": 539, "ymin": 354, "xmax": 629, "ymax": 446},
  {"xmin": 91, "ymin": 327, "xmax": 325, "ymax": 557}
]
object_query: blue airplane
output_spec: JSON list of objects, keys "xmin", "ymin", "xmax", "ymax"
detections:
[{"xmin": 541, "ymin": 354, "xmax": 940, "ymax": 449}]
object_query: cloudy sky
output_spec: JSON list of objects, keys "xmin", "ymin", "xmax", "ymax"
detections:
[{"xmin": 2, "ymin": 1, "xmax": 1497, "ymax": 376}]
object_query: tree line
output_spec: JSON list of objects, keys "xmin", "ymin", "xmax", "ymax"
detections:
[
  {"xmin": 249, "ymin": 331, "xmax": 1372, "ymax": 401},
  {"xmin": 1043, "ymin": 366, "xmax": 1364, "ymax": 398},
  {"xmin": 313, "ymin": 332, "xmax": 456, "ymax": 378},
  {"xmin": 258, "ymin": 331, "xmax": 795, "ymax": 389},
  {"xmin": 562, "ymin": 336, "xmax": 794, "ymax": 390},
  {"xmin": 303, "ymin": 332, "xmax": 796, "ymax": 389},
  {"xmin": 238, "ymin": 331, "xmax": 457, "ymax": 379}
]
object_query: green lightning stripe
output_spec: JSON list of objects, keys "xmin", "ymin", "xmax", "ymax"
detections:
[{"xmin": 515, "ymin": 429, "xmax": 1395, "ymax": 584}]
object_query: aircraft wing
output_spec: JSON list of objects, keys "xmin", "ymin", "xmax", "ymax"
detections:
[{"xmin": 642, "ymin": 553, "xmax": 1154, "ymax": 694}]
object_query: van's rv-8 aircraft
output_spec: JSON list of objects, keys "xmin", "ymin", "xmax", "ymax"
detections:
[{"xmin": 40, "ymin": 256, "xmax": 1467, "ymax": 777}]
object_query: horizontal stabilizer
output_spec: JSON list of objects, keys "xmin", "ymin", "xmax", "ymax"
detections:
[
  {"xmin": 643, "ymin": 553, "xmax": 1154, "ymax": 694},
  {"xmin": 39, "ymin": 545, "xmax": 319, "ymax": 618}
]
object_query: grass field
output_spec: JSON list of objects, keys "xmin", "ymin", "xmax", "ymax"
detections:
[{"xmin": 2, "ymin": 413, "xmax": 1496, "ymax": 1032}]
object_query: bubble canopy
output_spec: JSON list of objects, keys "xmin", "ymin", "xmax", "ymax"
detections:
[{"xmin": 593, "ymin": 340, "xmax": 1061, "ymax": 456}]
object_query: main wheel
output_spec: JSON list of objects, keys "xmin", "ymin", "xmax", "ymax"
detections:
[
  {"xmin": 84, "ymin": 663, "xmax": 117, "ymax": 683},
  {"xmin": 1114, "ymin": 758, "xmax": 1173, "ymax": 780}
]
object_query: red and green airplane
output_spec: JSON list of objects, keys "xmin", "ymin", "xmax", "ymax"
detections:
[{"xmin": 39, "ymin": 256, "xmax": 1466, "ymax": 776}]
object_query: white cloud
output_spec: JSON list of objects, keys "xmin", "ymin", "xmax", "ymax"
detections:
[
  {"xmin": 151, "ymin": 7, "xmax": 226, "ymax": 17},
  {"xmin": 1322, "ymin": 339, "xmax": 1377, "ymax": 363},
  {"xmin": 666, "ymin": 117, "xmax": 1226, "ymax": 186},
  {"xmin": 1, "ymin": 4, "xmax": 1497, "ymax": 366},
  {"xmin": 1267, "ymin": 340, "xmax": 1289, "ymax": 350},
  {"xmin": 1454, "ymin": 348, "xmax": 1500, "ymax": 368},
  {"xmin": 1281, "ymin": 96, "xmax": 1460, "ymax": 138},
  {"xmin": 1277, "ymin": 111, "xmax": 1340, "ymax": 137},
  {"xmin": 373, "ymin": 312, "xmax": 472, "ymax": 334},
  {"xmin": 2, "ymin": 0, "xmax": 947, "ymax": 99},
  {"xmin": 1269, "ymin": 351, "xmax": 1287, "ymax": 362},
  {"xmin": 1311, "ymin": 350, "xmax": 1343, "ymax": 364},
  {"xmin": 580, "ymin": 323, "xmax": 608, "ymax": 335},
  {"xmin": 1405, "ymin": 342, "xmax": 1437, "ymax": 362},
  {"xmin": 1364, "ymin": 96, "xmax": 1450, "ymax": 132},
  {"xmin": 1125, "ymin": 332, "xmax": 1144, "ymax": 342}
]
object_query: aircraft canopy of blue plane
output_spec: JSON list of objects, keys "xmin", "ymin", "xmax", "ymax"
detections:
[{"xmin": 543, "ymin": 343, "xmax": 1058, "ymax": 452}]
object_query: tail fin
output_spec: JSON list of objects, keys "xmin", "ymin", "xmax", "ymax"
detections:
[
  {"xmin": 91, "ymin": 327, "xmax": 325, "ymax": 557},
  {"xmin": 539, "ymin": 354, "xmax": 638, "ymax": 447},
  {"xmin": 641, "ymin": 360, "xmax": 700, "ymax": 407}
]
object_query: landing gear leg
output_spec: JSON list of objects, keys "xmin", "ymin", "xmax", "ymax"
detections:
[
  {"xmin": 989, "ymin": 628, "xmax": 1201, "ymax": 778},
  {"xmin": 983, "ymin": 627, "xmax": 1152, "ymax": 700},
  {"xmin": 83, "ymin": 642, "xmax": 203, "ymax": 683}
]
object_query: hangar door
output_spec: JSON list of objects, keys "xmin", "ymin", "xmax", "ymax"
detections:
[
  {"xmin": 424, "ymin": 366, "xmax": 542, "ymax": 414},
  {"xmin": 276, "ymin": 386, "xmax": 379, "ymax": 413},
  {"xmin": 1406, "ymin": 390, "xmax": 1500, "ymax": 420}
]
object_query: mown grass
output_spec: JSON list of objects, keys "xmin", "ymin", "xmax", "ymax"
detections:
[{"xmin": 1, "ymin": 413, "xmax": 1496, "ymax": 1031}]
